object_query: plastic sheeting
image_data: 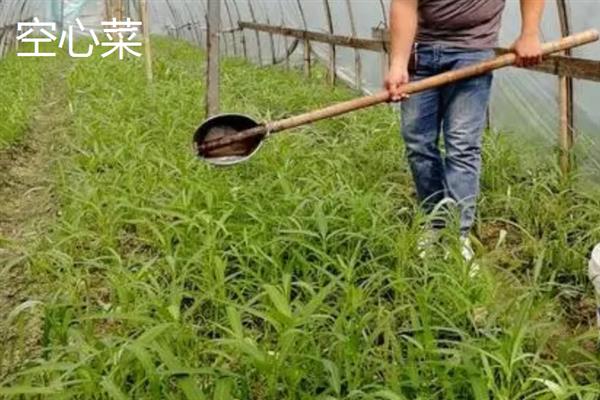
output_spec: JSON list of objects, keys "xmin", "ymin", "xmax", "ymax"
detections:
[
  {"xmin": 492, "ymin": 1, "xmax": 600, "ymax": 176},
  {"xmin": 1, "ymin": 0, "xmax": 598, "ymax": 174},
  {"xmin": 146, "ymin": 0, "xmax": 600, "ymax": 175},
  {"xmin": 0, "ymin": 0, "xmax": 37, "ymax": 27},
  {"xmin": 0, "ymin": 0, "xmax": 38, "ymax": 56},
  {"xmin": 49, "ymin": 0, "xmax": 91, "ymax": 26},
  {"xmin": 0, "ymin": 0, "xmax": 104, "ymax": 56}
]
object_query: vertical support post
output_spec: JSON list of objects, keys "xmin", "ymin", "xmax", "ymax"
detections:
[
  {"xmin": 113, "ymin": 0, "xmax": 124, "ymax": 20},
  {"xmin": 296, "ymin": 0, "xmax": 310, "ymax": 78},
  {"xmin": 346, "ymin": 0, "xmax": 362, "ymax": 91},
  {"xmin": 232, "ymin": 0, "xmax": 248, "ymax": 59},
  {"xmin": 211, "ymin": 0, "xmax": 228, "ymax": 56},
  {"xmin": 303, "ymin": 39, "xmax": 311, "ymax": 77},
  {"xmin": 247, "ymin": 0, "xmax": 262, "ymax": 65},
  {"xmin": 199, "ymin": 0, "xmax": 208, "ymax": 47},
  {"xmin": 1, "ymin": 28, "xmax": 7, "ymax": 56},
  {"xmin": 13, "ymin": 30, "xmax": 18, "ymax": 54},
  {"xmin": 104, "ymin": 0, "xmax": 111, "ymax": 20},
  {"xmin": 559, "ymin": 76, "xmax": 571, "ymax": 174},
  {"xmin": 140, "ymin": 0, "xmax": 153, "ymax": 83},
  {"xmin": 206, "ymin": 0, "xmax": 221, "ymax": 117},
  {"xmin": 378, "ymin": 0, "xmax": 389, "ymax": 84},
  {"xmin": 322, "ymin": 0, "xmax": 336, "ymax": 85},
  {"xmin": 556, "ymin": 0, "xmax": 574, "ymax": 175}
]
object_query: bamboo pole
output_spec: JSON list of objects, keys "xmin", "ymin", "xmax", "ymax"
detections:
[
  {"xmin": 139, "ymin": 0, "xmax": 153, "ymax": 82},
  {"xmin": 199, "ymin": 0, "xmax": 208, "ymax": 47},
  {"xmin": 375, "ymin": 25, "xmax": 600, "ymax": 81},
  {"xmin": 557, "ymin": 0, "xmax": 574, "ymax": 175},
  {"xmin": 212, "ymin": 0, "xmax": 228, "ymax": 56},
  {"xmin": 303, "ymin": 39, "xmax": 311, "ymax": 77},
  {"xmin": 231, "ymin": 0, "xmax": 248, "ymax": 59},
  {"xmin": 113, "ymin": 0, "xmax": 123, "ymax": 20},
  {"xmin": 198, "ymin": 30, "xmax": 599, "ymax": 155},
  {"xmin": 295, "ymin": 0, "xmax": 311, "ymax": 78},
  {"xmin": 247, "ymin": 0, "xmax": 262, "ymax": 65},
  {"xmin": 559, "ymin": 77, "xmax": 571, "ymax": 174},
  {"xmin": 346, "ymin": 0, "xmax": 362, "ymax": 91},
  {"xmin": 322, "ymin": 0, "xmax": 336, "ymax": 85},
  {"xmin": 104, "ymin": 0, "xmax": 111, "ymax": 20},
  {"xmin": 206, "ymin": 0, "xmax": 221, "ymax": 117}
]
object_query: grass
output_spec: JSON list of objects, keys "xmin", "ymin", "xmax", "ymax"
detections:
[
  {"xmin": 0, "ymin": 46, "xmax": 47, "ymax": 149},
  {"xmin": 1, "ymin": 37, "xmax": 599, "ymax": 399}
]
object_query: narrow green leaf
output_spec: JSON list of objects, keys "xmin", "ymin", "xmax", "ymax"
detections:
[
  {"xmin": 101, "ymin": 377, "xmax": 129, "ymax": 400},
  {"xmin": 263, "ymin": 285, "xmax": 292, "ymax": 319}
]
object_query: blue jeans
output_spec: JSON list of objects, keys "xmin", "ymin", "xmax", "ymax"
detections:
[{"xmin": 400, "ymin": 44, "xmax": 494, "ymax": 236}]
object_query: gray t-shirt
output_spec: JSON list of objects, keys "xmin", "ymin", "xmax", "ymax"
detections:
[{"xmin": 416, "ymin": 0, "xmax": 506, "ymax": 49}]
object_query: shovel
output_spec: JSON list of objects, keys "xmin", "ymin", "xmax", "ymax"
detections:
[{"xmin": 194, "ymin": 30, "xmax": 598, "ymax": 166}]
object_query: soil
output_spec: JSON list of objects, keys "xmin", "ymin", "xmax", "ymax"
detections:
[{"xmin": 0, "ymin": 63, "xmax": 70, "ymax": 381}]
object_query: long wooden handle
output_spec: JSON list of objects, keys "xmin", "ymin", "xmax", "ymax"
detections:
[{"xmin": 200, "ymin": 29, "xmax": 599, "ymax": 153}]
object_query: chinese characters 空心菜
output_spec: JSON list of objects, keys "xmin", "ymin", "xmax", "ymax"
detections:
[{"xmin": 16, "ymin": 17, "xmax": 143, "ymax": 59}]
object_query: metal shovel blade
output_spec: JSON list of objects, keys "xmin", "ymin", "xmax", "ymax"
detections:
[{"xmin": 193, "ymin": 113, "xmax": 264, "ymax": 166}]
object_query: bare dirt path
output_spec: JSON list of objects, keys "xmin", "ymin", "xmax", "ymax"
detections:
[{"xmin": 0, "ymin": 62, "xmax": 70, "ymax": 380}]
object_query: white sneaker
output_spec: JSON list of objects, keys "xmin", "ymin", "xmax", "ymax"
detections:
[
  {"xmin": 461, "ymin": 237, "xmax": 480, "ymax": 278},
  {"xmin": 417, "ymin": 229, "xmax": 440, "ymax": 259}
]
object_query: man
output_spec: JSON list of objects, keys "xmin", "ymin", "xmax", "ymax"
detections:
[{"xmin": 385, "ymin": 0, "xmax": 545, "ymax": 261}]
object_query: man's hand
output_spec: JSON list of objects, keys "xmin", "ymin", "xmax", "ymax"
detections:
[
  {"xmin": 387, "ymin": 0, "xmax": 417, "ymax": 101},
  {"xmin": 385, "ymin": 64, "xmax": 410, "ymax": 102},
  {"xmin": 514, "ymin": 0, "xmax": 545, "ymax": 67},
  {"xmin": 512, "ymin": 33, "xmax": 543, "ymax": 67}
]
